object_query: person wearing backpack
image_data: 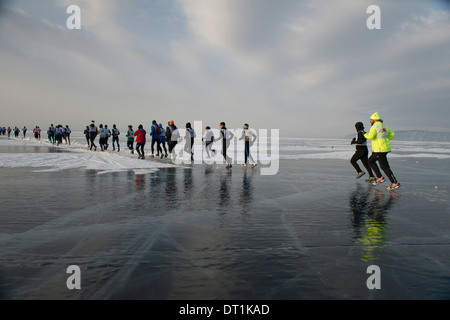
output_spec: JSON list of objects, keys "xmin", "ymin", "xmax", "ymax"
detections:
[
  {"xmin": 159, "ymin": 123, "xmax": 168, "ymax": 158},
  {"xmin": 150, "ymin": 120, "xmax": 162, "ymax": 158},
  {"xmin": 111, "ymin": 124, "xmax": 120, "ymax": 152}
]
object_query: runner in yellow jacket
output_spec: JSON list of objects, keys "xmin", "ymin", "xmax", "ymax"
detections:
[{"xmin": 364, "ymin": 112, "xmax": 401, "ymax": 191}]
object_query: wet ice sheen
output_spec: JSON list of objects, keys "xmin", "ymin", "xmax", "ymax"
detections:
[{"xmin": 0, "ymin": 136, "xmax": 449, "ymax": 299}]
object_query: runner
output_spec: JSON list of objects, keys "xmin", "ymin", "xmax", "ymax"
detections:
[
  {"xmin": 159, "ymin": 123, "xmax": 168, "ymax": 158},
  {"xmin": 150, "ymin": 120, "xmax": 162, "ymax": 158},
  {"xmin": 134, "ymin": 124, "xmax": 146, "ymax": 159},
  {"xmin": 215, "ymin": 122, "xmax": 234, "ymax": 169},
  {"xmin": 47, "ymin": 127, "xmax": 52, "ymax": 142},
  {"xmin": 104, "ymin": 125, "xmax": 111, "ymax": 150},
  {"xmin": 166, "ymin": 120, "xmax": 180, "ymax": 164},
  {"xmin": 7, "ymin": 127, "xmax": 11, "ymax": 138},
  {"xmin": 33, "ymin": 126, "xmax": 41, "ymax": 140},
  {"xmin": 350, "ymin": 122, "xmax": 375, "ymax": 181},
  {"xmin": 60, "ymin": 125, "xmax": 66, "ymax": 144},
  {"xmin": 64, "ymin": 125, "xmax": 71, "ymax": 145},
  {"xmin": 239, "ymin": 123, "xmax": 257, "ymax": 168},
  {"xmin": 22, "ymin": 126, "xmax": 27, "ymax": 138},
  {"xmin": 89, "ymin": 121, "xmax": 98, "ymax": 151},
  {"xmin": 98, "ymin": 124, "xmax": 108, "ymax": 151},
  {"xmin": 55, "ymin": 125, "xmax": 63, "ymax": 145},
  {"xmin": 49, "ymin": 124, "xmax": 55, "ymax": 144},
  {"xmin": 203, "ymin": 126, "xmax": 215, "ymax": 158},
  {"xmin": 126, "ymin": 125, "xmax": 135, "ymax": 154},
  {"xmin": 84, "ymin": 126, "xmax": 90, "ymax": 148},
  {"xmin": 111, "ymin": 124, "xmax": 120, "ymax": 152},
  {"xmin": 364, "ymin": 112, "xmax": 401, "ymax": 191},
  {"xmin": 184, "ymin": 122, "xmax": 196, "ymax": 162}
]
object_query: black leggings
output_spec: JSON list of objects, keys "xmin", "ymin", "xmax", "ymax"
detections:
[
  {"xmin": 161, "ymin": 141, "xmax": 167, "ymax": 155},
  {"xmin": 222, "ymin": 139, "xmax": 232, "ymax": 165},
  {"xmin": 151, "ymin": 138, "xmax": 162, "ymax": 155},
  {"xmin": 350, "ymin": 147, "xmax": 373, "ymax": 177},
  {"xmin": 136, "ymin": 143, "xmax": 145, "ymax": 157},
  {"xmin": 369, "ymin": 152, "xmax": 398, "ymax": 183},
  {"xmin": 127, "ymin": 139, "xmax": 134, "ymax": 150},
  {"xmin": 90, "ymin": 134, "xmax": 97, "ymax": 150},
  {"xmin": 168, "ymin": 142, "xmax": 177, "ymax": 154}
]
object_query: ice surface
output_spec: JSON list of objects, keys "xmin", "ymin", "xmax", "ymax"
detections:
[
  {"xmin": 0, "ymin": 135, "xmax": 449, "ymax": 300},
  {"xmin": 0, "ymin": 135, "xmax": 173, "ymax": 174}
]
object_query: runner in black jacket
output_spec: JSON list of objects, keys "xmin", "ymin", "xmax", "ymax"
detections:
[{"xmin": 350, "ymin": 122, "xmax": 375, "ymax": 181}]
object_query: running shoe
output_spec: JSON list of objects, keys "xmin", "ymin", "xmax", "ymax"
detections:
[
  {"xmin": 386, "ymin": 182, "xmax": 401, "ymax": 191},
  {"xmin": 372, "ymin": 177, "xmax": 386, "ymax": 186}
]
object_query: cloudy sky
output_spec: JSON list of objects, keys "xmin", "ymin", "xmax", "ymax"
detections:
[{"xmin": 1, "ymin": 0, "xmax": 449, "ymax": 137}]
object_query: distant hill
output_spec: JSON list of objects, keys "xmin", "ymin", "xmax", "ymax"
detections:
[{"xmin": 344, "ymin": 130, "xmax": 450, "ymax": 142}]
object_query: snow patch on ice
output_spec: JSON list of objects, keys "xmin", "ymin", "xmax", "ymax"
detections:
[{"xmin": 0, "ymin": 136, "xmax": 173, "ymax": 174}]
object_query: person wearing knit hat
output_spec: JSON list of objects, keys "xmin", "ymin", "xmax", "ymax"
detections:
[
  {"xmin": 166, "ymin": 121, "xmax": 180, "ymax": 164},
  {"xmin": 350, "ymin": 122, "xmax": 375, "ymax": 181},
  {"xmin": 364, "ymin": 112, "xmax": 400, "ymax": 191}
]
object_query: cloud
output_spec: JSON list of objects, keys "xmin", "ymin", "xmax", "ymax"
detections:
[{"xmin": 0, "ymin": 0, "xmax": 449, "ymax": 137}]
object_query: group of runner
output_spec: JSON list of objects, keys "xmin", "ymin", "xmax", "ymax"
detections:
[
  {"xmin": 84, "ymin": 122, "xmax": 120, "ymax": 152},
  {"xmin": 42, "ymin": 124, "xmax": 73, "ymax": 145},
  {"xmin": 0, "ymin": 126, "xmax": 44, "ymax": 140},
  {"xmin": 1, "ymin": 111, "xmax": 400, "ymax": 189},
  {"xmin": 0, "ymin": 126, "xmax": 22, "ymax": 138},
  {"xmin": 83, "ymin": 120, "xmax": 258, "ymax": 168},
  {"xmin": 349, "ymin": 112, "xmax": 401, "ymax": 191}
]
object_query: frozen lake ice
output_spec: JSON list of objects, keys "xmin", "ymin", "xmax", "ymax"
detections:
[{"xmin": 0, "ymin": 134, "xmax": 449, "ymax": 299}]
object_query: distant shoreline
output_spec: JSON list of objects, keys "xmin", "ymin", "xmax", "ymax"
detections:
[{"xmin": 344, "ymin": 130, "xmax": 450, "ymax": 142}]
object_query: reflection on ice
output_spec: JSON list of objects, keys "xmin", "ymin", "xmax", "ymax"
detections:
[
  {"xmin": 1, "ymin": 135, "xmax": 450, "ymax": 299},
  {"xmin": 349, "ymin": 184, "xmax": 399, "ymax": 262}
]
